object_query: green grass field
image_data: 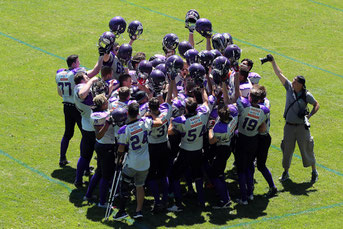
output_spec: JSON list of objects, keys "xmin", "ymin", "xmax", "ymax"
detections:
[{"xmin": 1, "ymin": 0, "xmax": 343, "ymax": 228}]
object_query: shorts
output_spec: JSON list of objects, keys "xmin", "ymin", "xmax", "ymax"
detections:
[{"xmin": 122, "ymin": 165, "xmax": 149, "ymax": 187}]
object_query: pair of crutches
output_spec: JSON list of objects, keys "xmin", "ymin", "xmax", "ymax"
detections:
[{"xmin": 104, "ymin": 153, "xmax": 127, "ymax": 220}]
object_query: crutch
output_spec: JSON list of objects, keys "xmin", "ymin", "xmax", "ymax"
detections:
[{"xmin": 105, "ymin": 153, "xmax": 127, "ymax": 220}]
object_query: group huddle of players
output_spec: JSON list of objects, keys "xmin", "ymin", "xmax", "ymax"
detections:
[{"xmin": 55, "ymin": 9, "xmax": 278, "ymax": 220}]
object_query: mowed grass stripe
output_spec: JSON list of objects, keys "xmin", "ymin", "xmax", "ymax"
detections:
[
  {"xmin": 119, "ymin": 0, "xmax": 343, "ymax": 79},
  {"xmin": 0, "ymin": 149, "xmax": 72, "ymax": 193}
]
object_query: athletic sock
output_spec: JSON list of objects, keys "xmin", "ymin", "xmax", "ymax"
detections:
[
  {"xmin": 99, "ymin": 178, "xmax": 109, "ymax": 204},
  {"xmin": 85, "ymin": 172, "xmax": 101, "ymax": 198},
  {"xmin": 212, "ymin": 178, "xmax": 229, "ymax": 203},
  {"xmin": 75, "ymin": 157, "xmax": 87, "ymax": 183},
  {"xmin": 147, "ymin": 180, "xmax": 160, "ymax": 204},
  {"xmin": 261, "ymin": 167, "xmax": 275, "ymax": 188},
  {"xmin": 195, "ymin": 179, "xmax": 205, "ymax": 206},
  {"xmin": 60, "ymin": 136, "xmax": 70, "ymax": 161}
]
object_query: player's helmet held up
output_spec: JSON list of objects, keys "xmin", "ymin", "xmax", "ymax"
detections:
[
  {"xmin": 211, "ymin": 49, "xmax": 222, "ymax": 60},
  {"xmin": 149, "ymin": 69, "xmax": 166, "ymax": 94},
  {"xmin": 212, "ymin": 33, "xmax": 226, "ymax": 53},
  {"xmin": 98, "ymin": 31, "xmax": 116, "ymax": 48},
  {"xmin": 222, "ymin": 33, "xmax": 233, "ymax": 46},
  {"xmin": 178, "ymin": 41, "xmax": 193, "ymax": 58},
  {"xmin": 117, "ymin": 44, "xmax": 132, "ymax": 63},
  {"xmin": 189, "ymin": 63, "xmax": 206, "ymax": 87},
  {"xmin": 224, "ymin": 44, "xmax": 241, "ymax": 62},
  {"xmin": 184, "ymin": 49, "xmax": 199, "ymax": 65},
  {"xmin": 195, "ymin": 18, "xmax": 212, "ymax": 38},
  {"xmin": 109, "ymin": 16, "xmax": 127, "ymax": 37},
  {"xmin": 127, "ymin": 20, "xmax": 143, "ymax": 40},
  {"xmin": 165, "ymin": 55, "xmax": 184, "ymax": 76},
  {"xmin": 138, "ymin": 60, "xmax": 153, "ymax": 79},
  {"xmin": 162, "ymin": 33, "xmax": 179, "ymax": 51},
  {"xmin": 197, "ymin": 50, "xmax": 214, "ymax": 68},
  {"xmin": 212, "ymin": 56, "xmax": 231, "ymax": 84}
]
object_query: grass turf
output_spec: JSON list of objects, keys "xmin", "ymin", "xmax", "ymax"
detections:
[{"xmin": 0, "ymin": 0, "xmax": 343, "ymax": 228}]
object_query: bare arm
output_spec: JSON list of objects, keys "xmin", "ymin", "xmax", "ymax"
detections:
[
  {"xmin": 129, "ymin": 39, "xmax": 135, "ymax": 46},
  {"xmin": 258, "ymin": 122, "xmax": 267, "ymax": 133},
  {"xmin": 270, "ymin": 58, "xmax": 287, "ymax": 86},
  {"xmin": 201, "ymin": 87, "xmax": 208, "ymax": 107},
  {"xmin": 78, "ymin": 77, "xmax": 99, "ymax": 100},
  {"xmin": 205, "ymin": 71, "xmax": 213, "ymax": 96},
  {"xmin": 208, "ymin": 128, "xmax": 218, "ymax": 145},
  {"xmin": 166, "ymin": 78, "xmax": 175, "ymax": 105},
  {"xmin": 222, "ymin": 81, "xmax": 229, "ymax": 106},
  {"xmin": 206, "ymin": 37, "xmax": 212, "ymax": 51},
  {"xmin": 87, "ymin": 56, "xmax": 103, "ymax": 78},
  {"xmin": 233, "ymin": 72, "xmax": 240, "ymax": 103},
  {"xmin": 189, "ymin": 32, "xmax": 194, "ymax": 48},
  {"xmin": 308, "ymin": 101, "xmax": 320, "ymax": 119},
  {"xmin": 94, "ymin": 122, "xmax": 110, "ymax": 140}
]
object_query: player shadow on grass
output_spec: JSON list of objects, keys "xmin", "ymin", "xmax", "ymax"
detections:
[
  {"xmin": 51, "ymin": 166, "xmax": 76, "ymax": 184},
  {"xmin": 69, "ymin": 187, "xmax": 90, "ymax": 208},
  {"xmin": 279, "ymin": 179, "xmax": 317, "ymax": 196}
]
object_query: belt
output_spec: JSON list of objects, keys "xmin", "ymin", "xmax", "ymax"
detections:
[
  {"xmin": 286, "ymin": 122, "xmax": 302, "ymax": 126},
  {"xmin": 63, "ymin": 102, "xmax": 75, "ymax": 106}
]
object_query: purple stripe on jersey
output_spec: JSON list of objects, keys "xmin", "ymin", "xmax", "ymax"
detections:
[
  {"xmin": 56, "ymin": 68, "xmax": 67, "ymax": 74},
  {"xmin": 173, "ymin": 99, "xmax": 185, "ymax": 109},
  {"xmin": 178, "ymin": 93, "xmax": 187, "ymax": 101},
  {"xmin": 82, "ymin": 93, "xmax": 94, "ymax": 106},
  {"xmin": 177, "ymin": 86, "xmax": 183, "ymax": 92},
  {"xmin": 213, "ymin": 122, "xmax": 228, "ymax": 134},
  {"xmin": 196, "ymin": 105, "xmax": 208, "ymax": 113},
  {"xmin": 240, "ymin": 97, "xmax": 251, "ymax": 108},
  {"xmin": 259, "ymin": 105, "xmax": 270, "ymax": 114},
  {"xmin": 248, "ymin": 72, "xmax": 261, "ymax": 79},
  {"xmin": 228, "ymin": 104, "xmax": 239, "ymax": 117},
  {"xmin": 118, "ymin": 143, "xmax": 128, "ymax": 146},
  {"xmin": 118, "ymin": 125, "xmax": 127, "ymax": 135},
  {"xmin": 173, "ymin": 116, "xmax": 186, "ymax": 124},
  {"xmin": 240, "ymin": 82, "xmax": 252, "ymax": 90}
]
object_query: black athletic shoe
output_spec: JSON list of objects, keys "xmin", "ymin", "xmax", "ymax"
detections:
[
  {"xmin": 311, "ymin": 170, "xmax": 318, "ymax": 183},
  {"xmin": 133, "ymin": 210, "xmax": 143, "ymax": 219},
  {"xmin": 59, "ymin": 159, "xmax": 70, "ymax": 167},
  {"xmin": 113, "ymin": 210, "xmax": 128, "ymax": 221},
  {"xmin": 265, "ymin": 187, "xmax": 278, "ymax": 197}
]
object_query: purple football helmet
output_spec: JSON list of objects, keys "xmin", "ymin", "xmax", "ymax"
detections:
[
  {"xmin": 212, "ymin": 56, "xmax": 231, "ymax": 84},
  {"xmin": 127, "ymin": 20, "xmax": 143, "ymax": 40},
  {"xmin": 155, "ymin": 63, "xmax": 167, "ymax": 75},
  {"xmin": 138, "ymin": 60, "xmax": 153, "ymax": 78},
  {"xmin": 222, "ymin": 33, "xmax": 233, "ymax": 46},
  {"xmin": 117, "ymin": 44, "xmax": 132, "ymax": 63},
  {"xmin": 109, "ymin": 16, "xmax": 127, "ymax": 37},
  {"xmin": 224, "ymin": 44, "xmax": 241, "ymax": 62},
  {"xmin": 197, "ymin": 50, "xmax": 214, "ymax": 68},
  {"xmin": 185, "ymin": 9, "xmax": 200, "ymax": 25},
  {"xmin": 211, "ymin": 49, "xmax": 222, "ymax": 60},
  {"xmin": 178, "ymin": 41, "xmax": 193, "ymax": 58},
  {"xmin": 98, "ymin": 31, "xmax": 116, "ymax": 48},
  {"xmin": 165, "ymin": 55, "xmax": 184, "ymax": 75},
  {"xmin": 150, "ymin": 57, "xmax": 165, "ymax": 68},
  {"xmin": 149, "ymin": 69, "xmax": 166, "ymax": 93},
  {"xmin": 212, "ymin": 70, "xmax": 222, "ymax": 85},
  {"xmin": 184, "ymin": 49, "xmax": 199, "ymax": 65},
  {"xmin": 189, "ymin": 63, "xmax": 206, "ymax": 87},
  {"xmin": 162, "ymin": 33, "xmax": 179, "ymax": 51},
  {"xmin": 111, "ymin": 107, "xmax": 128, "ymax": 127},
  {"xmin": 195, "ymin": 18, "xmax": 212, "ymax": 37},
  {"xmin": 212, "ymin": 33, "xmax": 226, "ymax": 53}
]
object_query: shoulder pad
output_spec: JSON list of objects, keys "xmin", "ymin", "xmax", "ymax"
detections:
[
  {"xmin": 213, "ymin": 122, "xmax": 228, "ymax": 134},
  {"xmin": 91, "ymin": 111, "xmax": 109, "ymax": 120},
  {"xmin": 259, "ymin": 105, "xmax": 270, "ymax": 114},
  {"xmin": 228, "ymin": 104, "xmax": 238, "ymax": 117},
  {"xmin": 240, "ymin": 97, "xmax": 251, "ymax": 108},
  {"xmin": 173, "ymin": 116, "xmax": 186, "ymax": 124},
  {"xmin": 118, "ymin": 125, "xmax": 127, "ymax": 135}
]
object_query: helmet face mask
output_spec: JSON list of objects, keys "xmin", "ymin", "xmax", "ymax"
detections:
[
  {"xmin": 189, "ymin": 63, "xmax": 206, "ymax": 87},
  {"xmin": 98, "ymin": 32, "xmax": 115, "ymax": 50},
  {"xmin": 109, "ymin": 16, "xmax": 127, "ymax": 38},
  {"xmin": 212, "ymin": 56, "xmax": 231, "ymax": 84},
  {"xmin": 224, "ymin": 44, "xmax": 241, "ymax": 63},
  {"xmin": 165, "ymin": 55, "xmax": 184, "ymax": 79},
  {"xmin": 127, "ymin": 20, "xmax": 143, "ymax": 40},
  {"xmin": 212, "ymin": 33, "xmax": 226, "ymax": 53},
  {"xmin": 149, "ymin": 69, "xmax": 166, "ymax": 94},
  {"xmin": 185, "ymin": 9, "xmax": 200, "ymax": 31}
]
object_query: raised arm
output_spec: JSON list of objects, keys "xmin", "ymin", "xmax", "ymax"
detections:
[
  {"xmin": 78, "ymin": 77, "xmax": 99, "ymax": 100},
  {"xmin": 166, "ymin": 78, "xmax": 175, "ymax": 105},
  {"xmin": 233, "ymin": 72, "xmax": 240, "ymax": 103},
  {"xmin": 222, "ymin": 81, "xmax": 229, "ymax": 106},
  {"xmin": 87, "ymin": 56, "xmax": 103, "ymax": 78},
  {"xmin": 201, "ymin": 87, "xmax": 208, "ymax": 107},
  {"xmin": 269, "ymin": 55, "xmax": 287, "ymax": 86}
]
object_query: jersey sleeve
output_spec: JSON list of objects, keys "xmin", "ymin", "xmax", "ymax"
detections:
[
  {"xmin": 305, "ymin": 91, "xmax": 317, "ymax": 105},
  {"xmin": 172, "ymin": 116, "xmax": 186, "ymax": 134},
  {"xmin": 117, "ymin": 125, "xmax": 129, "ymax": 146}
]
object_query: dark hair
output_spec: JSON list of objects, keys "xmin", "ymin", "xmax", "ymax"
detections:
[
  {"xmin": 118, "ymin": 86, "xmax": 130, "ymax": 101},
  {"xmin": 185, "ymin": 97, "xmax": 197, "ymax": 115},
  {"xmin": 148, "ymin": 97, "xmax": 160, "ymax": 111},
  {"xmin": 193, "ymin": 87, "xmax": 203, "ymax": 104},
  {"xmin": 241, "ymin": 58, "xmax": 254, "ymax": 70},
  {"xmin": 66, "ymin": 55, "xmax": 78, "ymax": 68},
  {"xmin": 218, "ymin": 105, "xmax": 231, "ymax": 122},
  {"xmin": 128, "ymin": 102, "xmax": 140, "ymax": 118},
  {"xmin": 239, "ymin": 67, "xmax": 249, "ymax": 81},
  {"xmin": 101, "ymin": 66, "xmax": 113, "ymax": 79},
  {"xmin": 119, "ymin": 73, "xmax": 131, "ymax": 87},
  {"xmin": 250, "ymin": 85, "xmax": 267, "ymax": 103},
  {"xmin": 131, "ymin": 52, "xmax": 146, "ymax": 66},
  {"xmin": 74, "ymin": 72, "xmax": 85, "ymax": 85}
]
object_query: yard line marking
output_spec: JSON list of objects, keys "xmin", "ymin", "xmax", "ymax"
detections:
[
  {"xmin": 308, "ymin": 0, "xmax": 343, "ymax": 12},
  {"xmin": 0, "ymin": 149, "xmax": 72, "ymax": 193},
  {"xmin": 120, "ymin": 0, "xmax": 343, "ymax": 79},
  {"xmin": 270, "ymin": 145, "xmax": 343, "ymax": 177},
  {"xmin": 219, "ymin": 201, "xmax": 343, "ymax": 228}
]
